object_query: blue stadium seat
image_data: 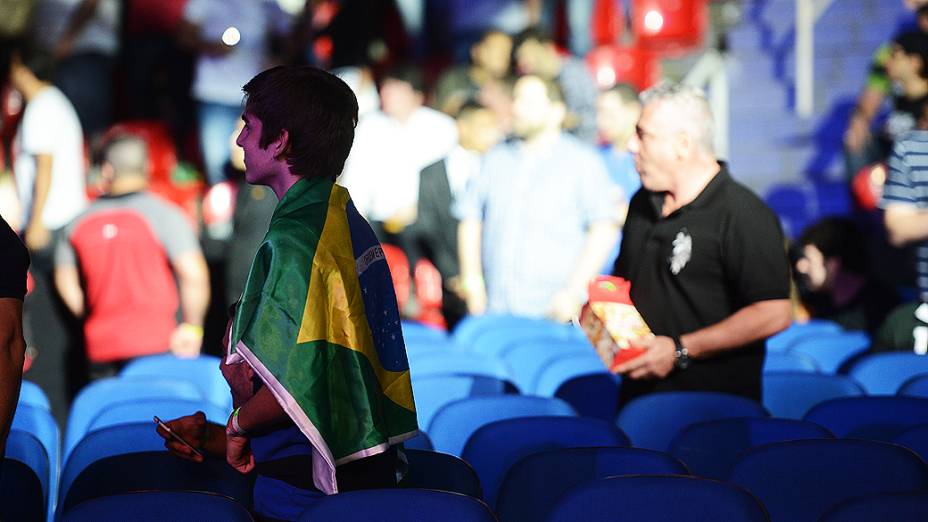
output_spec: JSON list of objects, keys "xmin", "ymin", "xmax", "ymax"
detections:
[
  {"xmin": 85, "ymin": 398, "xmax": 228, "ymax": 433},
  {"xmin": 763, "ymin": 372, "xmax": 864, "ymax": 419},
  {"xmin": 61, "ymin": 451, "xmax": 253, "ymax": 514},
  {"xmin": 534, "ymin": 354, "xmax": 619, "ymax": 420},
  {"xmin": 452, "ymin": 314, "xmax": 554, "ymax": 348},
  {"xmin": 496, "ymin": 447, "xmax": 688, "ymax": 522},
  {"xmin": 404, "ymin": 340, "xmax": 461, "ymax": 362},
  {"xmin": 411, "ymin": 375, "xmax": 513, "ymax": 430},
  {"xmin": 403, "ymin": 431, "xmax": 434, "ymax": 451},
  {"xmin": 409, "ymin": 351, "xmax": 512, "ymax": 382},
  {"xmin": 64, "ymin": 377, "xmax": 203, "ymax": 458},
  {"xmin": 821, "ymin": 492, "xmax": 928, "ymax": 521},
  {"xmin": 120, "ymin": 354, "xmax": 231, "ymax": 410},
  {"xmin": 500, "ymin": 338, "xmax": 591, "ymax": 392},
  {"xmin": 2, "ymin": 429, "xmax": 49, "ymax": 521},
  {"xmin": 58, "ymin": 422, "xmax": 175, "ymax": 509},
  {"xmin": 893, "ymin": 424, "xmax": 928, "ymax": 463},
  {"xmin": 429, "ymin": 396, "xmax": 576, "ymax": 456},
  {"xmin": 399, "ymin": 449, "xmax": 483, "ymax": 499},
  {"xmin": 766, "ymin": 320, "xmax": 842, "ymax": 352},
  {"xmin": 846, "ymin": 352, "xmax": 928, "ymax": 395},
  {"xmin": 899, "ymin": 374, "xmax": 928, "ymax": 398},
  {"xmin": 401, "ymin": 320, "xmax": 449, "ymax": 345},
  {"xmin": 787, "ymin": 331, "xmax": 870, "ymax": 373},
  {"xmin": 60, "ymin": 491, "xmax": 253, "ymax": 522},
  {"xmin": 763, "ymin": 351, "xmax": 819, "ymax": 372},
  {"xmin": 728, "ymin": 439, "xmax": 928, "ymax": 522},
  {"xmin": 297, "ymin": 489, "xmax": 496, "ymax": 522},
  {"xmin": 460, "ymin": 416, "xmax": 629, "ymax": 507},
  {"xmin": 803, "ymin": 396, "xmax": 928, "ymax": 441},
  {"xmin": 548, "ymin": 475, "xmax": 767, "ymax": 522},
  {"xmin": 616, "ymin": 391, "xmax": 768, "ymax": 451},
  {"xmin": 668, "ymin": 417, "xmax": 833, "ymax": 479},
  {"xmin": 463, "ymin": 321, "xmax": 584, "ymax": 358},
  {"xmin": 19, "ymin": 380, "xmax": 50, "ymax": 411},
  {"xmin": 11, "ymin": 403, "xmax": 60, "ymax": 520}
]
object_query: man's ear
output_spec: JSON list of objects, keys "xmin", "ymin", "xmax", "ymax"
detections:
[{"xmin": 269, "ymin": 129, "xmax": 290, "ymax": 159}]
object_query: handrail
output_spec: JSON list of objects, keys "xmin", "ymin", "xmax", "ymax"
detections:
[{"xmin": 796, "ymin": 0, "xmax": 836, "ymax": 118}]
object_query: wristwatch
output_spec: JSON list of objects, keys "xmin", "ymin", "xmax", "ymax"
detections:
[{"xmin": 673, "ymin": 337, "xmax": 690, "ymax": 370}]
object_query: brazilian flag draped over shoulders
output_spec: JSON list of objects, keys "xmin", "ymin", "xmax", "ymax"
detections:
[{"xmin": 229, "ymin": 176, "xmax": 418, "ymax": 494}]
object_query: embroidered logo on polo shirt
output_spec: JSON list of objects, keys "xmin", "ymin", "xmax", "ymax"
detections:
[{"xmin": 669, "ymin": 229, "xmax": 692, "ymax": 275}]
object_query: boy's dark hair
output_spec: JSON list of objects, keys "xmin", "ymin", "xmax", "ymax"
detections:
[
  {"xmin": 242, "ymin": 65, "xmax": 358, "ymax": 180},
  {"xmin": 513, "ymin": 27, "xmax": 554, "ymax": 50},
  {"xmin": 798, "ymin": 217, "xmax": 869, "ymax": 274},
  {"xmin": 4, "ymin": 38, "xmax": 54, "ymax": 82},
  {"xmin": 382, "ymin": 63, "xmax": 425, "ymax": 93},
  {"xmin": 893, "ymin": 31, "xmax": 928, "ymax": 79}
]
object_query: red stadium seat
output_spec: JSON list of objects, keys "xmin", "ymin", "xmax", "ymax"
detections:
[
  {"xmin": 592, "ymin": 0, "xmax": 626, "ymax": 48},
  {"xmin": 381, "ymin": 244, "xmax": 411, "ymax": 312},
  {"xmin": 586, "ymin": 44, "xmax": 661, "ymax": 91},
  {"xmin": 631, "ymin": 0, "xmax": 707, "ymax": 55},
  {"xmin": 413, "ymin": 259, "xmax": 445, "ymax": 329}
]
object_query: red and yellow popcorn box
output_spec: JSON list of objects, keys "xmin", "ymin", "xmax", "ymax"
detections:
[{"xmin": 579, "ymin": 276, "xmax": 653, "ymax": 372}]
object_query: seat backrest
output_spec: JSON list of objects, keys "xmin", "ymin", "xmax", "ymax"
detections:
[
  {"xmin": 803, "ymin": 396, "xmax": 928, "ymax": 441},
  {"xmin": 461, "ymin": 416, "xmax": 629, "ymax": 507},
  {"xmin": 4, "ymin": 429, "xmax": 49, "ymax": 504},
  {"xmin": 763, "ymin": 351, "xmax": 819, "ymax": 373},
  {"xmin": 496, "ymin": 447, "xmax": 688, "ymax": 522},
  {"xmin": 766, "ymin": 320, "xmax": 842, "ymax": 352},
  {"xmin": 120, "ymin": 354, "xmax": 230, "ymax": 410},
  {"xmin": 452, "ymin": 314, "xmax": 553, "ymax": 348},
  {"xmin": 399, "ymin": 449, "xmax": 482, "ymax": 499},
  {"xmin": 847, "ymin": 352, "xmax": 928, "ymax": 395},
  {"xmin": 820, "ymin": 491, "xmax": 928, "ymax": 522},
  {"xmin": 60, "ymin": 491, "xmax": 253, "ymax": 522},
  {"xmin": 668, "ymin": 417, "xmax": 833, "ymax": 479},
  {"xmin": 534, "ymin": 354, "xmax": 619, "ymax": 420},
  {"xmin": 401, "ymin": 320, "xmax": 448, "ymax": 345},
  {"xmin": 787, "ymin": 331, "xmax": 870, "ymax": 373},
  {"xmin": 296, "ymin": 489, "xmax": 496, "ymax": 522},
  {"xmin": 728, "ymin": 439, "xmax": 928, "ymax": 522},
  {"xmin": 0, "ymin": 457, "xmax": 45, "ymax": 522},
  {"xmin": 65, "ymin": 377, "xmax": 203, "ymax": 457},
  {"xmin": 548, "ymin": 475, "xmax": 767, "ymax": 522},
  {"xmin": 533, "ymin": 352, "xmax": 610, "ymax": 396},
  {"xmin": 501, "ymin": 339, "xmax": 591, "ymax": 393},
  {"xmin": 616, "ymin": 391, "xmax": 768, "ymax": 451},
  {"xmin": 893, "ymin": 424, "xmax": 928, "ymax": 463},
  {"xmin": 409, "ymin": 351, "xmax": 512, "ymax": 382},
  {"xmin": 403, "ymin": 431, "xmax": 434, "ymax": 451},
  {"xmin": 411, "ymin": 374, "xmax": 512, "ymax": 430},
  {"xmin": 429, "ymin": 396, "xmax": 576, "ymax": 456},
  {"xmin": 11, "ymin": 403, "xmax": 60, "ymax": 520},
  {"xmin": 763, "ymin": 372, "xmax": 864, "ymax": 419},
  {"xmin": 19, "ymin": 380, "xmax": 50, "ymax": 411},
  {"xmin": 61, "ymin": 451, "xmax": 253, "ymax": 513},
  {"xmin": 86, "ymin": 398, "xmax": 227, "ymax": 433},
  {"xmin": 899, "ymin": 374, "xmax": 928, "ymax": 398}
]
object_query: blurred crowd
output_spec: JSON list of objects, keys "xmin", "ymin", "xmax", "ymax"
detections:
[{"xmin": 1, "ymin": 0, "xmax": 927, "ymax": 421}]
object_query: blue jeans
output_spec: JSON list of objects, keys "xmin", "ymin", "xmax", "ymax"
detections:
[{"xmin": 197, "ymin": 101, "xmax": 241, "ymax": 185}]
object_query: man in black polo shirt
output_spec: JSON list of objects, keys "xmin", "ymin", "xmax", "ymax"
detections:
[
  {"xmin": 0, "ymin": 215, "xmax": 29, "ymax": 457},
  {"xmin": 613, "ymin": 83, "xmax": 791, "ymax": 405}
]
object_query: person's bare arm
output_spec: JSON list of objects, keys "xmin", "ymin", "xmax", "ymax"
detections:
[
  {"xmin": 54, "ymin": 0, "xmax": 101, "ymax": 58},
  {"xmin": 884, "ymin": 204, "xmax": 928, "ymax": 247},
  {"xmin": 169, "ymin": 251, "xmax": 210, "ymax": 357},
  {"xmin": 25, "ymin": 154, "xmax": 53, "ymax": 251},
  {"xmin": 548, "ymin": 220, "xmax": 618, "ymax": 321},
  {"xmin": 457, "ymin": 219, "xmax": 486, "ymax": 314},
  {"xmin": 845, "ymin": 87, "xmax": 885, "ymax": 152},
  {"xmin": 54, "ymin": 265, "xmax": 85, "ymax": 317},
  {"xmin": 616, "ymin": 299, "xmax": 792, "ymax": 379},
  {"xmin": 0, "ymin": 298, "xmax": 26, "ymax": 457},
  {"xmin": 176, "ymin": 19, "xmax": 231, "ymax": 57}
]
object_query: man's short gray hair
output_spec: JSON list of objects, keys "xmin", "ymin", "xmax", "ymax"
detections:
[
  {"xmin": 640, "ymin": 82, "xmax": 715, "ymax": 154},
  {"xmin": 103, "ymin": 134, "xmax": 148, "ymax": 178}
]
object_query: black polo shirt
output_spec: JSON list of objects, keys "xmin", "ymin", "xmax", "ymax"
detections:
[
  {"xmin": 613, "ymin": 165, "xmax": 790, "ymax": 403},
  {"xmin": 0, "ymin": 216, "xmax": 29, "ymax": 300}
]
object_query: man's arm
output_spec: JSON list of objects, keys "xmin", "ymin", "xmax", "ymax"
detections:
[
  {"xmin": 169, "ymin": 251, "xmax": 210, "ymax": 357},
  {"xmin": 54, "ymin": 265, "xmax": 85, "ymax": 317},
  {"xmin": 54, "ymin": 0, "xmax": 101, "ymax": 58},
  {"xmin": 25, "ymin": 154, "xmax": 53, "ymax": 251},
  {"xmin": 884, "ymin": 204, "xmax": 928, "ymax": 247},
  {"xmin": 457, "ymin": 218, "xmax": 486, "ymax": 314},
  {"xmin": 0, "ymin": 298, "xmax": 26, "ymax": 457},
  {"xmin": 547, "ymin": 220, "xmax": 618, "ymax": 321},
  {"xmin": 844, "ymin": 87, "xmax": 885, "ymax": 153},
  {"xmin": 615, "ymin": 299, "xmax": 792, "ymax": 380}
]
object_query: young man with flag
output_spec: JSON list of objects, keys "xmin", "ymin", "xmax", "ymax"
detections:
[{"xmin": 157, "ymin": 65, "xmax": 419, "ymax": 521}]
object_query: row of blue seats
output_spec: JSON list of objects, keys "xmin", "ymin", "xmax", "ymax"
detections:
[{"xmin": 7, "ymin": 413, "xmax": 928, "ymax": 521}]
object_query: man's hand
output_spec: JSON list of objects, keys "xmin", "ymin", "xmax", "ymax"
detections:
[
  {"xmin": 169, "ymin": 323, "xmax": 203, "ymax": 358},
  {"xmin": 25, "ymin": 223, "xmax": 50, "ymax": 251},
  {"xmin": 157, "ymin": 411, "xmax": 208, "ymax": 463},
  {"xmin": 613, "ymin": 335, "xmax": 676, "ymax": 380},
  {"xmin": 844, "ymin": 116, "xmax": 871, "ymax": 153},
  {"xmin": 225, "ymin": 434, "xmax": 255, "ymax": 474},
  {"xmin": 546, "ymin": 288, "xmax": 583, "ymax": 323}
]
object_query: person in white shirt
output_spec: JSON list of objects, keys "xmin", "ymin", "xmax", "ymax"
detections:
[
  {"xmin": 9, "ymin": 45, "xmax": 87, "ymax": 252},
  {"xmin": 339, "ymin": 65, "xmax": 458, "ymax": 239},
  {"xmin": 178, "ymin": 0, "xmax": 290, "ymax": 185}
]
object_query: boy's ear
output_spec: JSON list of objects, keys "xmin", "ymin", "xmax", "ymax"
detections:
[{"xmin": 270, "ymin": 129, "xmax": 290, "ymax": 158}]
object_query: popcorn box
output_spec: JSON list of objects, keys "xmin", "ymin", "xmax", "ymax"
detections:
[{"xmin": 579, "ymin": 276, "xmax": 653, "ymax": 372}]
